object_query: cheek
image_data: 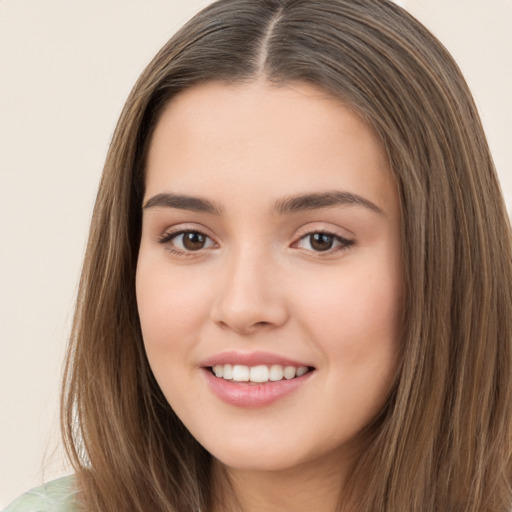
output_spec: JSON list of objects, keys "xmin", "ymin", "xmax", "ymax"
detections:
[
  {"xmin": 135, "ymin": 261, "xmax": 215, "ymax": 411},
  {"xmin": 135, "ymin": 259, "xmax": 214, "ymax": 364},
  {"xmin": 295, "ymin": 259, "xmax": 402, "ymax": 370},
  {"xmin": 303, "ymin": 264, "xmax": 400, "ymax": 321},
  {"xmin": 137, "ymin": 259, "xmax": 204, "ymax": 323}
]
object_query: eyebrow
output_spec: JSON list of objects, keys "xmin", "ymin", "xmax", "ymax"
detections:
[
  {"xmin": 143, "ymin": 193, "xmax": 223, "ymax": 215},
  {"xmin": 143, "ymin": 190, "xmax": 384, "ymax": 216},
  {"xmin": 274, "ymin": 190, "xmax": 384, "ymax": 216}
]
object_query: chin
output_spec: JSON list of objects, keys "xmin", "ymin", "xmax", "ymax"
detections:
[
  {"xmin": 205, "ymin": 434, "xmax": 346, "ymax": 475},
  {"xmin": 216, "ymin": 452, "xmax": 304, "ymax": 473}
]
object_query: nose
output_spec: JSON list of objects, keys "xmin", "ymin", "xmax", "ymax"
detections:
[{"xmin": 210, "ymin": 247, "xmax": 289, "ymax": 335}]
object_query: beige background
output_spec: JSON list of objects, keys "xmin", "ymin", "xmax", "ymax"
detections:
[{"xmin": 1, "ymin": 0, "xmax": 511, "ymax": 507}]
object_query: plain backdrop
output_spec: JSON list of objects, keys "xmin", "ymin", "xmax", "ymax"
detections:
[{"xmin": 1, "ymin": 0, "xmax": 511, "ymax": 507}]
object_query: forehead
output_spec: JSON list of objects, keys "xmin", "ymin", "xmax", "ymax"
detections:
[
  {"xmin": 151, "ymin": 80, "xmax": 370, "ymax": 151},
  {"xmin": 144, "ymin": 80, "xmax": 397, "ymax": 216}
]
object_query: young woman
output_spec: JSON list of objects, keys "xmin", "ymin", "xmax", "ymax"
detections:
[{"xmin": 5, "ymin": 0, "xmax": 512, "ymax": 511}]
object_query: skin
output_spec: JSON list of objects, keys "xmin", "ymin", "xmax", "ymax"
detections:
[{"xmin": 136, "ymin": 80, "xmax": 403, "ymax": 511}]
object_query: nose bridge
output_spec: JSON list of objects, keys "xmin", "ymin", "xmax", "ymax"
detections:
[{"xmin": 212, "ymin": 241, "xmax": 288, "ymax": 333}]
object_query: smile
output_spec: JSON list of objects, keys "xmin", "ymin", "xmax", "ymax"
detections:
[{"xmin": 211, "ymin": 364, "xmax": 311, "ymax": 383}]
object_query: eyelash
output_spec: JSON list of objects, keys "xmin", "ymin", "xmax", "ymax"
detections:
[
  {"xmin": 293, "ymin": 231, "xmax": 355, "ymax": 254},
  {"xmin": 157, "ymin": 228, "xmax": 215, "ymax": 257},
  {"xmin": 157, "ymin": 229, "xmax": 355, "ymax": 257}
]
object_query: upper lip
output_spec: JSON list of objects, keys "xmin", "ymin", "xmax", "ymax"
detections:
[{"xmin": 200, "ymin": 350, "xmax": 313, "ymax": 368}]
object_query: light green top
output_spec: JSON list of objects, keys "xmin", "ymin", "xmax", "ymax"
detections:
[{"xmin": 3, "ymin": 476, "xmax": 78, "ymax": 512}]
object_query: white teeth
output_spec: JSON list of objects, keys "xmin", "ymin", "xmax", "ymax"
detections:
[
  {"xmin": 283, "ymin": 366, "xmax": 296, "ymax": 380},
  {"xmin": 269, "ymin": 364, "xmax": 284, "ymax": 381},
  {"xmin": 211, "ymin": 364, "xmax": 310, "ymax": 383},
  {"xmin": 250, "ymin": 365, "xmax": 269, "ymax": 383},
  {"xmin": 232, "ymin": 365, "xmax": 250, "ymax": 382},
  {"xmin": 296, "ymin": 366, "xmax": 308, "ymax": 377},
  {"xmin": 223, "ymin": 364, "xmax": 233, "ymax": 380}
]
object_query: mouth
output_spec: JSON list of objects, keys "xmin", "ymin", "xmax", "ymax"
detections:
[
  {"xmin": 208, "ymin": 364, "xmax": 314, "ymax": 384},
  {"xmin": 200, "ymin": 351, "xmax": 315, "ymax": 407}
]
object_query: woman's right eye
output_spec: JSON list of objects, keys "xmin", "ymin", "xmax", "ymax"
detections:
[{"xmin": 158, "ymin": 230, "xmax": 216, "ymax": 253}]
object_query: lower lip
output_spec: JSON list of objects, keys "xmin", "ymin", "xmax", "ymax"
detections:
[{"xmin": 202, "ymin": 368, "xmax": 313, "ymax": 408}]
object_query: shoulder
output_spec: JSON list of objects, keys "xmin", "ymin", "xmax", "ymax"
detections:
[{"xmin": 3, "ymin": 476, "xmax": 79, "ymax": 512}]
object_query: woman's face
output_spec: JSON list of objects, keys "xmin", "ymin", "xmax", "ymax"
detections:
[{"xmin": 136, "ymin": 81, "xmax": 402, "ymax": 474}]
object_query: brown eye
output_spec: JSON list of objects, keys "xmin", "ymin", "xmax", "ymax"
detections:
[
  {"xmin": 161, "ymin": 230, "xmax": 216, "ymax": 252},
  {"xmin": 295, "ymin": 231, "xmax": 354, "ymax": 253},
  {"xmin": 309, "ymin": 233, "xmax": 334, "ymax": 251},
  {"xmin": 181, "ymin": 231, "xmax": 207, "ymax": 251}
]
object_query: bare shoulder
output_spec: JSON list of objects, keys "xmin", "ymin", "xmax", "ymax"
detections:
[{"xmin": 3, "ymin": 476, "xmax": 78, "ymax": 512}]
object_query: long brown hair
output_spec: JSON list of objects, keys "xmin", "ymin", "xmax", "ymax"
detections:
[{"xmin": 61, "ymin": 1, "xmax": 512, "ymax": 510}]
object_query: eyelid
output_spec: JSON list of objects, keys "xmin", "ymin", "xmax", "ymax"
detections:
[
  {"xmin": 157, "ymin": 224, "xmax": 219, "ymax": 255},
  {"xmin": 295, "ymin": 233, "xmax": 354, "ymax": 252},
  {"xmin": 157, "ymin": 224, "xmax": 212, "ymax": 240},
  {"xmin": 294, "ymin": 221, "xmax": 355, "ymax": 238},
  {"xmin": 291, "ymin": 224, "xmax": 356, "ymax": 255}
]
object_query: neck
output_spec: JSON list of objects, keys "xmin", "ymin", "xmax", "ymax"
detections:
[{"xmin": 211, "ymin": 453, "xmax": 353, "ymax": 512}]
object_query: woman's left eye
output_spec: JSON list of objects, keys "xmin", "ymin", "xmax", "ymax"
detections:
[{"xmin": 295, "ymin": 232, "xmax": 354, "ymax": 253}]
